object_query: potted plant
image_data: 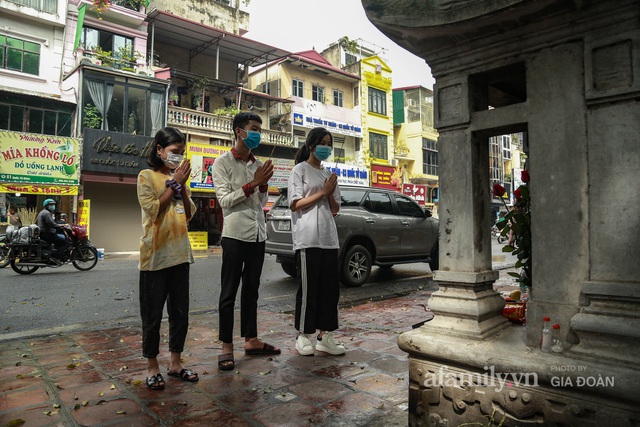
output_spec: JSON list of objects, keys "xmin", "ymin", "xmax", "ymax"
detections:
[
  {"xmin": 83, "ymin": 104, "xmax": 103, "ymax": 129},
  {"xmin": 169, "ymin": 92, "xmax": 179, "ymax": 106},
  {"xmin": 191, "ymin": 76, "xmax": 210, "ymax": 111}
]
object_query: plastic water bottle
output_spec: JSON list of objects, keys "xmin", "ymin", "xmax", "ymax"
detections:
[
  {"xmin": 551, "ymin": 324, "xmax": 564, "ymax": 353},
  {"xmin": 541, "ymin": 316, "xmax": 552, "ymax": 353}
]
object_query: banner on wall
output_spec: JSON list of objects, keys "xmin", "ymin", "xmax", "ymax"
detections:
[
  {"xmin": 0, "ymin": 131, "xmax": 80, "ymax": 185},
  {"xmin": 370, "ymin": 164, "xmax": 398, "ymax": 191},
  {"xmin": 323, "ymin": 162, "xmax": 369, "ymax": 187},
  {"xmin": 256, "ymin": 157, "xmax": 294, "ymax": 193},
  {"xmin": 0, "ymin": 184, "xmax": 78, "ymax": 195},
  {"xmin": 402, "ymin": 183, "xmax": 428, "ymax": 206},
  {"xmin": 77, "ymin": 199, "xmax": 90, "ymax": 238},
  {"xmin": 186, "ymin": 143, "xmax": 231, "ymax": 192}
]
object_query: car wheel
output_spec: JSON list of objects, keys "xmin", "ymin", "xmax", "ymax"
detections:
[
  {"xmin": 341, "ymin": 244, "xmax": 372, "ymax": 287},
  {"xmin": 280, "ymin": 261, "xmax": 298, "ymax": 278},
  {"xmin": 429, "ymin": 241, "xmax": 439, "ymax": 272}
]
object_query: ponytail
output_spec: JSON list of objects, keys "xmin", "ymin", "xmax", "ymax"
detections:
[{"xmin": 294, "ymin": 144, "xmax": 311, "ymax": 164}]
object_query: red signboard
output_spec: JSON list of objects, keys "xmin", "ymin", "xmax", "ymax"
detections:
[
  {"xmin": 402, "ymin": 183, "xmax": 428, "ymax": 206},
  {"xmin": 371, "ymin": 164, "xmax": 398, "ymax": 191}
]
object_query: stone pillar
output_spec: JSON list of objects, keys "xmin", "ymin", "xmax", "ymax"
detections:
[{"xmin": 362, "ymin": 0, "xmax": 640, "ymax": 425}]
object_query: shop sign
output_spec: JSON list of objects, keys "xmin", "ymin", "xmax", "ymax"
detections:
[
  {"xmin": 78, "ymin": 199, "xmax": 90, "ymax": 238},
  {"xmin": 323, "ymin": 162, "xmax": 369, "ymax": 187},
  {"xmin": 0, "ymin": 184, "xmax": 78, "ymax": 195},
  {"xmin": 83, "ymin": 129, "xmax": 155, "ymax": 175},
  {"xmin": 402, "ymin": 183, "xmax": 428, "ymax": 206},
  {"xmin": 188, "ymin": 231, "xmax": 208, "ymax": 250},
  {"xmin": 292, "ymin": 101, "xmax": 362, "ymax": 137},
  {"xmin": 186, "ymin": 143, "xmax": 231, "ymax": 192},
  {"xmin": 0, "ymin": 130, "xmax": 80, "ymax": 185},
  {"xmin": 257, "ymin": 157, "xmax": 294, "ymax": 193},
  {"xmin": 371, "ymin": 164, "xmax": 398, "ymax": 191}
]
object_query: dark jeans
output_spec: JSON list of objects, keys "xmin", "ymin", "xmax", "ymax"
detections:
[
  {"xmin": 139, "ymin": 263, "xmax": 190, "ymax": 358},
  {"xmin": 41, "ymin": 231, "xmax": 69, "ymax": 257},
  {"xmin": 295, "ymin": 248, "xmax": 340, "ymax": 334},
  {"xmin": 219, "ymin": 237, "xmax": 265, "ymax": 343}
]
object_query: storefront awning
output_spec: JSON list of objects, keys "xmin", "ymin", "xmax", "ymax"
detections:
[{"xmin": 146, "ymin": 9, "xmax": 291, "ymax": 67}]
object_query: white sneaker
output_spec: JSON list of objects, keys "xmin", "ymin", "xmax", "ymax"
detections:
[
  {"xmin": 295, "ymin": 334, "xmax": 314, "ymax": 356},
  {"xmin": 315, "ymin": 332, "xmax": 345, "ymax": 355}
]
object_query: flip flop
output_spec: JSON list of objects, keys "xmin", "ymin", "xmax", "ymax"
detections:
[
  {"xmin": 167, "ymin": 368, "xmax": 199, "ymax": 382},
  {"xmin": 245, "ymin": 343, "xmax": 281, "ymax": 356},
  {"xmin": 146, "ymin": 373, "xmax": 165, "ymax": 390},
  {"xmin": 218, "ymin": 353, "xmax": 235, "ymax": 371}
]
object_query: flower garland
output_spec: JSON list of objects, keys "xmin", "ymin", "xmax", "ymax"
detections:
[{"xmin": 494, "ymin": 169, "xmax": 531, "ymax": 289}]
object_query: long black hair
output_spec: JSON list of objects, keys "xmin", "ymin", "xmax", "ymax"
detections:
[
  {"xmin": 147, "ymin": 127, "xmax": 186, "ymax": 168},
  {"xmin": 294, "ymin": 127, "xmax": 333, "ymax": 165}
]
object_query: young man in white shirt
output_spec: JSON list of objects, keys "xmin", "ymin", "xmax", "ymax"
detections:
[{"xmin": 212, "ymin": 112, "xmax": 280, "ymax": 371}]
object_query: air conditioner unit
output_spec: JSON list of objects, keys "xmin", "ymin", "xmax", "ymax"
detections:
[
  {"xmin": 407, "ymin": 99, "xmax": 416, "ymax": 106},
  {"xmin": 390, "ymin": 159, "xmax": 399, "ymax": 167}
]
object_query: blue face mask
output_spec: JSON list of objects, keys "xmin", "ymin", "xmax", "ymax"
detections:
[
  {"xmin": 47, "ymin": 205, "xmax": 56, "ymax": 212},
  {"xmin": 314, "ymin": 145, "xmax": 332, "ymax": 161},
  {"xmin": 241, "ymin": 129, "xmax": 261, "ymax": 150}
]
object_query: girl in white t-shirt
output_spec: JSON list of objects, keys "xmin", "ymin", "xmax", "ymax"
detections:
[{"xmin": 288, "ymin": 127, "xmax": 345, "ymax": 356}]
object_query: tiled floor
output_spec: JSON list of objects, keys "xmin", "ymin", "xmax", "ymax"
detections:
[{"xmin": 0, "ymin": 267, "xmax": 519, "ymax": 426}]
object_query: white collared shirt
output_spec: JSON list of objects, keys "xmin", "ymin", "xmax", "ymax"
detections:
[{"xmin": 212, "ymin": 150, "xmax": 267, "ymax": 242}]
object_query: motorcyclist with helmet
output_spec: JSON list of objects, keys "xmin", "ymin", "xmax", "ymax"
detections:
[{"xmin": 36, "ymin": 199, "xmax": 71, "ymax": 260}]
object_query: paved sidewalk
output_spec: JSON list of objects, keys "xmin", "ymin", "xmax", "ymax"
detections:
[{"xmin": 0, "ymin": 266, "xmax": 520, "ymax": 427}]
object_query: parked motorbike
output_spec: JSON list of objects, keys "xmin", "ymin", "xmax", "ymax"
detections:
[
  {"xmin": 4, "ymin": 224, "xmax": 98, "ymax": 274},
  {"xmin": 492, "ymin": 224, "xmax": 508, "ymax": 244},
  {"xmin": 0, "ymin": 233, "xmax": 9, "ymax": 268}
]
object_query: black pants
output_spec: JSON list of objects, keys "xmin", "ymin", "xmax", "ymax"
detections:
[
  {"xmin": 41, "ymin": 231, "xmax": 69, "ymax": 257},
  {"xmin": 295, "ymin": 248, "xmax": 340, "ymax": 334},
  {"xmin": 219, "ymin": 237, "xmax": 266, "ymax": 343},
  {"xmin": 139, "ymin": 263, "xmax": 190, "ymax": 358}
]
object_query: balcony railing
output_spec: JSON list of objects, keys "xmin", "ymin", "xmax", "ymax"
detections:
[
  {"xmin": 6, "ymin": 0, "xmax": 57, "ymax": 13},
  {"xmin": 167, "ymin": 106, "xmax": 294, "ymax": 147}
]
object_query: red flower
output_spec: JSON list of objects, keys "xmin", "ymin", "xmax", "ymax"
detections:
[
  {"xmin": 514, "ymin": 188, "xmax": 522, "ymax": 200},
  {"xmin": 493, "ymin": 184, "xmax": 506, "ymax": 197},
  {"xmin": 521, "ymin": 169, "xmax": 530, "ymax": 183}
]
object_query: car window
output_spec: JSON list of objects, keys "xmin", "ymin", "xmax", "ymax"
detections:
[
  {"xmin": 363, "ymin": 192, "xmax": 394, "ymax": 214},
  {"xmin": 395, "ymin": 195, "xmax": 424, "ymax": 217},
  {"xmin": 274, "ymin": 195, "xmax": 289, "ymax": 208},
  {"xmin": 341, "ymin": 189, "xmax": 366, "ymax": 206}
]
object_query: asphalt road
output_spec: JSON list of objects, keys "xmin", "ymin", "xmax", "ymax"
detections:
[{"xmin": 0, "ymin": 252, "xmax": 436, "ymax": 340}]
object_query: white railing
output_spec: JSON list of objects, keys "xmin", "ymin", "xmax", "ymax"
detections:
[
  {"xmin": 167, "ymin": 106, "xmax": 294, "ymax": 147},
  {"xmin": 6, "ymin": 0, "xmax": 57, "ymax": 13}
]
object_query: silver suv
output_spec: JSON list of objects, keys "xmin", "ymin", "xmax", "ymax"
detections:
[{"xmin": 265, "ymin": 185, "xmax": 439, "ymax": 287}]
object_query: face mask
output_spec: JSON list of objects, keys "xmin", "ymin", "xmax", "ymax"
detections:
[
  {"xmin": 162, "ymin": 151, "xmax": 184, "ymax": 169},
  {"xmin": 314, "ymin": 145, "xmax": 332, "ymax": 161},
  {"xmin": 241, "ymin": 129, "xmax": 261, "ymax": 150},
  {"xmin": 47, "ymin": 205, "xmax": 56, "ymax": 212}
]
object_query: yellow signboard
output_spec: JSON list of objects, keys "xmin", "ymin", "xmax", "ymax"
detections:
[
  {"xmin": 188, "ymin": 231, "xmax": 208, "ymax": 250},
  {"xmin": 186, "ymin": 143, "xmax": 231, "ymax": 192},
  {"xmin": 0, "ymin": 131, "xmax": 81, "ymax": 185},
  {"xmin": 77, "ymin": 199, "xmax": 90, "ymax": 238},
  {"xmin": 0, "ymin": 184, "xmax": 78, "ymax": 195}
]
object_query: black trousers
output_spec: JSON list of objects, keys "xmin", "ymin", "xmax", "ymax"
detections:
[
  {"xmin": 219, "ymin": 237, "xmax": 265, "ymax": 343},
  {"xmin": 139, "ymin": 263, "xmax": 190, "ymax": 358},
  {"xmin": 295, "ymin": 248, "xmax": 340, "ymax": 334}
]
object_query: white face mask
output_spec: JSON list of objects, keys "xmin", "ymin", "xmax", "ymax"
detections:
[{"xmin": 162, "ymin": 152, "xmax": 184, "ymax": 169}]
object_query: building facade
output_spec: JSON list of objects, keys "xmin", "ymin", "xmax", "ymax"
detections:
[
  {"xmin": 393, "ymin": 85, "xmax": 439, "ymax": 214},
  {"xmin": 0, "ymin": 0, "xmax": 79, "ymax": 226}
]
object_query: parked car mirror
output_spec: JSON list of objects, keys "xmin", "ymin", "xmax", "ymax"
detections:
[{"xmin": 424, "ymin": 209, "xmax": 432, "ymax": 218}]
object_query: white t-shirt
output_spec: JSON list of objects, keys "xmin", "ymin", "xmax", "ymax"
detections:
[{"xmin": 288, "ymin": 162, "xmax": 340, "ymax": 251}]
